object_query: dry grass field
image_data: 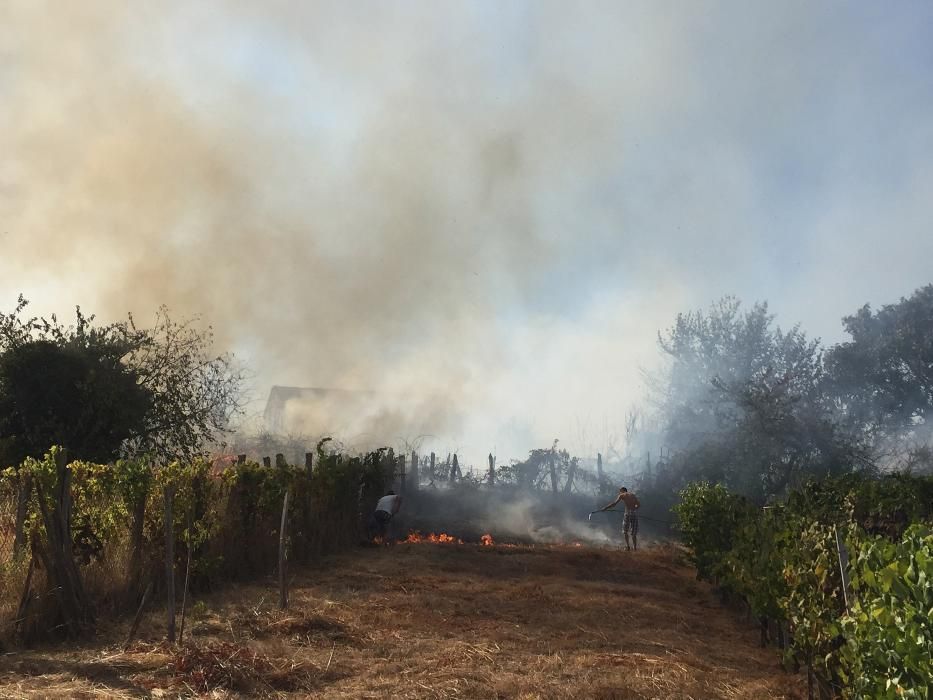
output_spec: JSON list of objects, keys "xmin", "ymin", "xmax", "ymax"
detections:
[{"xmin": 0, "ymin": 541, "xmax": 804, "ymax": 699}]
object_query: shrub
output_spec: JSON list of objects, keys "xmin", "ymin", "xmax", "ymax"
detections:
[
  {"xmin": 672, "ymin": 482, "xmax": 752, "ymax": 581},
  {"xmin": 839, "ymin": 525, "xmax": 933, "ymax": 698},
  {"xmin": 674, "ymin": 473, "xmax": 933, "ymax": 697}
]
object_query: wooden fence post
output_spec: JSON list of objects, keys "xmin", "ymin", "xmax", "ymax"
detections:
[
  {"xmin": 237, "ymin": 454, "xmax": 247, "ymax": 464},
  {"xmin": 410, "ymin": 451, "xmax": 418, "ymax": 492},
  {"xmin": 275, "ymin": 453, "xmax": 287, "ymax": 469},
  {"xmin": 31, "ymin": 448, "xmax": 93, "ymax": 636},
  {"xmin": 164, "ymin": 485, "xmax": 176, "ymax": 643},
  {"xmin": 178, "ymin": 507, "xmax": 193, "ymax": 643},
  {"xmin": 429, "ymin": 453, "xmax": 436, "ymax": 483},
  {"xmin": 488, "ymin": 454, "xmax": 495, "ymax": 485},
  {"xmin": 262, "ymin": 456, "xmax": 272, "ymax": 468},
  {"xmin": 357, "ymin": 474, "xmax": 366, "ymax": 541},
  {"xmin": 384, "ymin": 449, "xmax": 396, "ymax": 487},
  {"xmin": 13, "ymin": 473, "xmax": 32, "ymax": 557},
  {"xmin": 14, "ymin": 555, "xmax": 36, "ymax": 641},
  {"xmin": 834, "ymin": 525, "xmax": 852, "ymax": 611},
  {"xmin": 127, "ymin": 483, "xmax": 147, "ymax": 598},
  {"xmin": 399, "ymin": 455, "xmax": 406, "ymax": 494},
  {"xmin": 124, "ymin": 581, "xmax": 154, "ymax": 651},
  {"xmin": 58, "ymin": 449, "xmax": 73, "ymax": 548},
  {"xmin": 279, "ymin": 487, "xmax": 291, "ymax": 609}
]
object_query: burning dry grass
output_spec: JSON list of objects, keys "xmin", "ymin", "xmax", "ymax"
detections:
[{"xmin": 0, "ymin": 542, "xmax": 804, "ymax": 698}]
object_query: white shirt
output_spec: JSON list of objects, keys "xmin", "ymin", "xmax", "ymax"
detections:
[{"xmin": 376, "ymin": 494, "xmax": 399, "ymax": 514}]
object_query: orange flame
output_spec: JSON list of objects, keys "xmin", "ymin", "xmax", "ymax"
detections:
[
  {"xmin": 402, "ymin": 530, "xmax": 463, "ymax": 544},
  {"xmin": 480, "ymin": 534, "xmax": 494, "ymax": 546}
]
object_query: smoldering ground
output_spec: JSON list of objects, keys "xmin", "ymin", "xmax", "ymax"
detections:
[{"xmin": 391, "ymin": 486, "xmax": 666, "ymax": 549}]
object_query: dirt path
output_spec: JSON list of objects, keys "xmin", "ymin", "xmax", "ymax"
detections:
[{"xmin": 0, "ymin": 543, "xmax": 803, "ymax": 699}]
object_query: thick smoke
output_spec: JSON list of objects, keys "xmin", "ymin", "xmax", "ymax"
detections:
[
  {"xmin": 400, "ymin": 488, "xmax": 648, "ymax": 548},
  {"xmin": 3, "ymin": 2, "xmax": 933, "ymax": 462}
]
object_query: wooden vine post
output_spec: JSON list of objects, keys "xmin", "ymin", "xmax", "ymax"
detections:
[
  {"xmin": 31, "ymin": 448, "xmax": 94, "ymax": 636},
  {"xmin": 303, "ymin": 452, "xmax": 314, "ymax": 561},
  {"xmin": 124, "ymin": 581, "xmax": 154, "ymax": 651},
  {"xmin": 357, "ymin": 475, "xmax": 366, "ymax": 541},
  {"xmin": 834, "ymin": 525, "xmax": 852, "ymax": 612},
  {"xmin": 488, "ymin": 453, "xmax": 495, "ymax": 485},
  {"xmin": 164, "ymin": 484, "xmax": 176, "ymax": 643},
  {"xmin": 178, "ymin": 507, "xmax": 194, "ymax": 643},
  {"xmin": 13, "ymin": 472, "xmax": 32, "ymax": 557},
  {"xmin": 279, "ymin": 487, "xmax": 291, "ymax": 609}
]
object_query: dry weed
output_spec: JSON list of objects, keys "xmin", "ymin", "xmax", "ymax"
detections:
[{"xmin": 0, "ymin": 542, "xmax": 805, "ymax": 699}]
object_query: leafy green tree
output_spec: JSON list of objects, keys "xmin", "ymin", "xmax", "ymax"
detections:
[
  {"xmin": 0, "ymin": 296, "xmax": 243, "ymax": 464},
  {"xmin": 825, "ymin": 283, "xmax": 933, "ymax": 445},
  {"xmin": 0, "ymin": 339, "xmax": 150, "ymax": 464},
  {"xmin": 497, "ymin": 442, "xmax": 593, "ymax": 493},
  {"xmin": 120, "ymin": 307, "xmax": 245, "ymax": 461},
  {"xmin": 654, "ymin": 297, "xmax": 863, "ymax": 501}
]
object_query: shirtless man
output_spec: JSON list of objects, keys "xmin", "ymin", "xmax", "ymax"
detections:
[{"xmin": 598, "ymin": 487, "xmax": 641, "ymax": 551}]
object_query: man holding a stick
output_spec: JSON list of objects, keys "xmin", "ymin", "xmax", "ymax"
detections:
[{"xmin": 597, "ymin": 487, "xmax": 641, "ymax": 551}]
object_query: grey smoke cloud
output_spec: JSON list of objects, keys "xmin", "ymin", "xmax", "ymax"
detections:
[{"xmin": 2, "ymin": 1, "xmax": 932, "ymax": 461}]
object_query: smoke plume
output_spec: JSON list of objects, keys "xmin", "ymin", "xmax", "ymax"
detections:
[{"xmin": 3, "ymin": 2, "xmax": 932, "ymax": 461}]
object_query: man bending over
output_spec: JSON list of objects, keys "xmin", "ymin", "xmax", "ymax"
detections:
[{"xmin": 370, "ymin": 490, "xmax": 403, "ymax": 544}]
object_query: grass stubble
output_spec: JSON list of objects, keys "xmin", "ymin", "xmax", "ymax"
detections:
[{"xmin": 0, "ymin": 541, "xmax": 804, "ymax": 699}]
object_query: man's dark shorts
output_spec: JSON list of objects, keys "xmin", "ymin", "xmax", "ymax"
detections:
[
  {"xmin": 369, "ymin": 509, "xmax": 393, "ymax": 539},
  {"xmin": 623, "ymin": 511, "xmax": 639, "ymax": 536}
]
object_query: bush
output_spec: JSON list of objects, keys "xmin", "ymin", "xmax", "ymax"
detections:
[
  {"xmin": 672, "ymin": 482, "xmax": 752, "ymax": 581},
  {"xmin": 0, "ymin": 444, "xmax": 395, "ymax": 646},
  {"xmin": 839, "ymin": 525, "xmax": 933, "ymax": 698},
  {"xmin": 674, "ymin": 473, "xmax": 933, "ymax": 698}
]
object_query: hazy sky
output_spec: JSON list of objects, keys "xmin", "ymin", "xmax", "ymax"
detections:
[{"xmin": 2, "ymin": 1, "xmax": 932, "ymax": 460}]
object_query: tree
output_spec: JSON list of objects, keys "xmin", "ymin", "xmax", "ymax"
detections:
[
  {"xmin": 653, "ymin": 298, "xmax": 790, "ymax": 454},
  {"xmin": 0, "ymin": 296, "xmax": 244, "ymax": 464},
  {"xmin": 652, "ymin": 297, "xmax": 864, "ymax": 502},
  {"xmin": 0, "ymin": 340, "xmax": 150, "ymax": 465},
  {"xmin": 825, "ymin": 284, "xmax": 933, "ymax": 444},
  {"xmin": 121, "ymin": 308, "xmax": 245, "ymax": 461},
  {"xmin": 0, "ymin": 297, "xmax": 151, "ymax": 465},
  {"xmin": 499, "ymin": 441, "xmax": 594, "ymax": 494}
]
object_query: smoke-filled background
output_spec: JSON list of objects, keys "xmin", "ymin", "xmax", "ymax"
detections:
[{"xmin": 2, "ymin": 1, "xmax": 933, "ymax": 463}]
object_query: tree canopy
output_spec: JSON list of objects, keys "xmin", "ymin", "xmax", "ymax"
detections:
[
  {"xmin": 824, "ymin": 284, "xmax": 933, "ymax": 442},
  {"xmin": 648, "ymin": 284, "xmax": 933, "ymax": 502},
  {"xmin": 0, "ymin": 296, "xmax": 243, "ymax": 465},
  {"xmin": 651, "ymin": 297, "xmax": 867, "ymax": 502},
  {"xmin": 0, "ymin": 339, "xmax": 150, "ymax": 464}
]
